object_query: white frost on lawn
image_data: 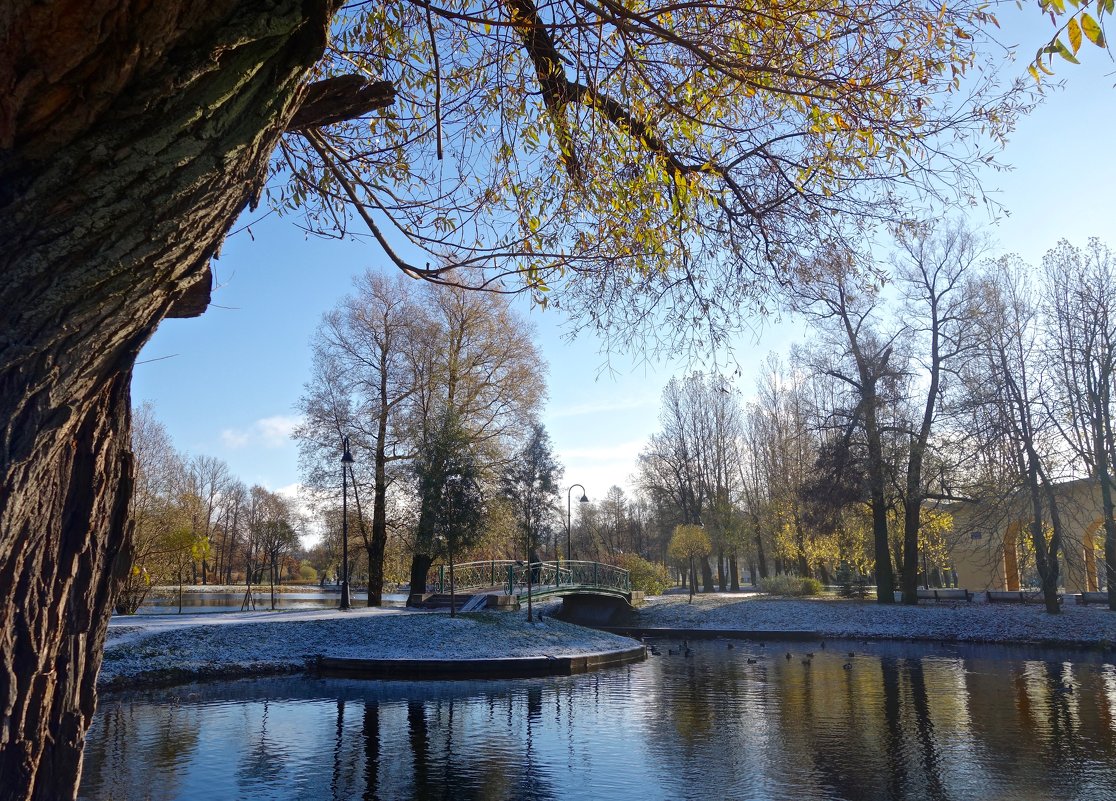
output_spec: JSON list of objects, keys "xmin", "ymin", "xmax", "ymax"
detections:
[
  {"xmin": 638, "ymin": 593, "xmax": 1116, "ymax": 645},
  {"xmin": 101, "ymin": 593, "xmax": 1116, "ymax": 687},
  {"xmin": 100, "ymin": 606, "xmax": 633, "ymax": 686}
]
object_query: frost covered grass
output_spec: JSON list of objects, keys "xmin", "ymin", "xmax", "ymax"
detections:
[
  {"xmin": 100, "ymin": 607, "xmax": 635, "ymax": 688},
  {"xmin": 637, "ymin": 593, "xmax": 1116, "ymax": 647},
  {"xmin": 101, "ymin": 592, "xmax": 1116, "ymax": 689},
  {"xmin": 147, "ymin": 584, "xmax": 340, "ymax": 594}
]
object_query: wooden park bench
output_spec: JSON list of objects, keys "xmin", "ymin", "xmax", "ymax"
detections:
[
  {"xmin": 1074, "ymin": 591, "xmax": 1110, "ymax": 605},
  {"xmin": 919, "ymin": 588, "xmax": 973, "ymax": 602},
  {"xmin": 892, "ymin": 588, "xmax": 974, "ymax": 602},
  {"xmin": 986, "ymin": 590, "xmax": 1063, "ymax": 606}
]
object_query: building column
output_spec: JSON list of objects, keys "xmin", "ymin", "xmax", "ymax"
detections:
[{"xmin": 1003, "ymin": 522, "xmax": 1022, "ymax": 592}]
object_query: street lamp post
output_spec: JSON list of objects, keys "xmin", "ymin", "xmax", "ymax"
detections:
[
  {"xmin": 340, "ymin": 436, "xmax": 354, "ymax": 611},
  {"xmin": 566, "ymin": 484, "xmax": 589, "ymax": 563}
]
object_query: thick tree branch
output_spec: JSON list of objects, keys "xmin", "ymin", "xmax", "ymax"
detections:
[
  {"xmin": 166, "ymin": 264, "xmax": 212, "ymax": 319},
  {"xmin": 286, "ymin": 75, "xmax": 395, "ymax": 132}
]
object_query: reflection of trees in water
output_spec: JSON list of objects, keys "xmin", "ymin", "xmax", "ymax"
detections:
[
  {"xmin": 237, "ymin": 699, "xmax": 294, "ymax": 795},
  {"xmin": 362, "ymin": 702, "xmax": 379, "ymax": 801},
  {"xmin": 643, "ymin": 648, "xmax": 783, "ymax": 797},
  {"xmin": 80, "ymin": 699, "xmax": 200, "ymax": 801},
  {"xmin": 345, "ymin": 689, "xmax": 559, "ymax": 801},
  {"xmin": 407, "ymin": 700, "xmax": 431, "ymax": 801},
  {"xmin": 877, "ymin": 657, "xmax": 951, "ymax": 801},
  {"xmin": 904, "ymin": 660, "xmax": 948, "ymax": 801},
  {"xmin": 963, "ymin": 658, "xmax": 1116, "ymax": 794},
  {"xmin": 776, "ymin": 654, "xmax": 899, "ymax": 800},
  {"xmin": 82, "ymin": 654, "xmax": 1116, "ymax": 801},
  {"xmin": 641, "ymin": 646, "xmax": 1116, "ymax": 801}
]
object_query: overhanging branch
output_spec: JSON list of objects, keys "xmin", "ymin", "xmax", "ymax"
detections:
[{"xmin": 287, "ymin": 75, "xmax": 396, "ymax": 132}]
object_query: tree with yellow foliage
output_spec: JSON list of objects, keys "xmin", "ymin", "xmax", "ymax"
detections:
[{"xmin": 669, "ymin": 524, "xmax": 713, "ymax": 604}]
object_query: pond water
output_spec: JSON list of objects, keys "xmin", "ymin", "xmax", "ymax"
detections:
[
  {"xmin": 80, "ymin": 639, "xmax": 1116, "ymax": 800},
  {"xmin": 130, "ymin": 591, "xmax": 408, "ymax": 614}
]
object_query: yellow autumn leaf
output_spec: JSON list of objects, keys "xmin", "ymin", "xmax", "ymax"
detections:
[
  {"xmin": 1068, "ymin": 17, "xmax": 1082, "ymax": 53},
  {"xmin": 1082, "ymin": 12, "xmax": 1106, "ymax": 47}
]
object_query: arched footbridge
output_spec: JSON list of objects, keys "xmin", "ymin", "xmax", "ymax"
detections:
[{"xmin": 424, "ymin": 560, "xmax": 633, "ymax": 611}]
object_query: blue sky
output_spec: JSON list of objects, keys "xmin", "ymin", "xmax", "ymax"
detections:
[{"xmin": 132, "ymin": 6, "xmax": 1116, "ymax": 508}]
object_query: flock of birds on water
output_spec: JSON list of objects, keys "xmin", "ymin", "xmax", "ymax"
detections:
[
  {"xmin": 640, "ymin": 636, "xmax": 1080, "ymax": 694},
  {"xmin": 646, "ymin": 637, "xmax": 860, "ymax": 670}
]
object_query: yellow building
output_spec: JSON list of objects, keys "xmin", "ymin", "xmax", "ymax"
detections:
[{"xmin": 947, "ymin": 478, "xmax": 1108, "ymax": 593}]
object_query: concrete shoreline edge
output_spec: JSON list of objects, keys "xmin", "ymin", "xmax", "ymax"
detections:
[
  {"xmin": 599, "ymin": 626, "xmax": 820, "ymax": 641},
  {"xmin": 315, "ymin": 644, "xmax": 648, "ymax": 679},
  {"xmin": 597, "ymin": 625, "xmax": 1116, "ymax": 652}
]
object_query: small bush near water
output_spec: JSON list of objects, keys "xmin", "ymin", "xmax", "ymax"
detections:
[
  {"xmin": 619, "ymin": 554, "xmax": 672, "ymax": 595},
  {"xmin": 759, "ymin": 574, "xmax": 824, "ymax": 597},
  {"xmin": 834, "ymin": 562, "xmax": 870, "ymax": 598}
]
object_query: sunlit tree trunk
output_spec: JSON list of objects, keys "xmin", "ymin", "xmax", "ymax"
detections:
[{"xmin": 0, "ymin": 2, "xmax": 338, "ymax": 797}]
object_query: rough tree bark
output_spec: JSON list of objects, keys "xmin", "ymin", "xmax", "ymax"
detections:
[
  {"xmin": 900, "ymin": 332, "xmax": 941, "ymax": 606},
  {"xmin": 0, "ymin": 1, "xmax": 373, "ymax": 797}
]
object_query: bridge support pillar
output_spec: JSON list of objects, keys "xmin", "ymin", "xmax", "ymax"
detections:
[{"xmin": 557, "ymin": 594, "xmax": 635, "ymax": 626}]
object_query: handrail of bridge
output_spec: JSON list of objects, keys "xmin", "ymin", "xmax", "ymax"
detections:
[{"xmin": 426, "ymin": 559, "xmax": 630, "ymax": 598}]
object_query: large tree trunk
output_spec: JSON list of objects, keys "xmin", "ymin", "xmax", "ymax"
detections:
[
  {"xmin": 407, "ymin": 553, "xmax": 434, "ymax": 605},
  {"xmin": 700, "ymin": 559, "xmax": 715, "ymax": 592},
  {"xmin": 900, "ymin": 337, "xmax": 941, "ymax": 606},
  {"xmin": 1092, "ymin": 431, "xmax": 1116, "ymax": 610},
  {"xmin": 863, "ymin": 390, "xmax": 895, "ymax": 604},
  {"xmin": 0, "ymin": 374, "xmax": 135, "ymax": 801},
  {"xmin": 1103, "ymin": 473, "xmax": 1116, "ymax": 610},
  {"xmin": 367, "ymin": 409, "xmax": 390, "ymax": 606},
  {"xmin": 0, "ymin": 2, "xmax": 341, "ymax": 797}
]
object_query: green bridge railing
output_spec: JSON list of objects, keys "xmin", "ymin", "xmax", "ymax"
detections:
[{"xmin": 426, "ymin": 560, "xmax": 630, "ymax": 599}]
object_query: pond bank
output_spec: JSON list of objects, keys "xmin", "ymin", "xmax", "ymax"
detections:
[
  {"xmin": 100, "ymin": 606, "xmax": 642, "ymax": 689},
  {"xmin": 630, "ymin": 592, "xmax": 1116, "ymax": 649},
  {"xmin": 101, "ymin": 591, "xmax": 1116, "ymax": 689}
]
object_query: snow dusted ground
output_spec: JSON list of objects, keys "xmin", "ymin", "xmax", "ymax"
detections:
[
  {"xmin": 100, "ymin": 591, "xmax": 1116, "ymax": 688},
  {"xmin": 146, "ymin": 584, "xmax": 341, "ymax": 594},
  {"xmin": 636, "ymin": 592, "xmax": 1116, "ymax": 646},
  {"xmin": 100, "ymin": 606, "xmax": 635, "ymax": 688}
]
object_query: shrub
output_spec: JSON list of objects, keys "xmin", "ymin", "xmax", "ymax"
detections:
[
  {"xmin": 759, "ymin": 574, "xmax": 824, "ymax": 597},
  {"xmin": 834, "ymin": 562, "xmax": 870, "ymax": 598},
  {"xmin": 618, "ymin": 554, "xmax": 672, "ymax": 595},
  {"xmin": 799, "ymin": 577, "xmax": 824, "ymax": 596},
  {"xmin": 298, "ymin": 563, "xmax": 318, "ymax": 583},
  {"xmin": 758, "ymin": 574, "xmax": 800, "ymax": 596}
]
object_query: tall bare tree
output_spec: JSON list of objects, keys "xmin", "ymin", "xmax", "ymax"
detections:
[
  {"xmin": 1044, "ymin": 238, "xmax": 1116, "ymax": 609},
  {"xmin": 892, "ymin": 222, "xmax": 984, "ymax": 603},
  {"xmin": 752, "ymin": 357, "xmax": 819, "ymax": 579},
  {"xmin": 795, "ymin": 252, "xmax": 905, "ymax": 603},
  {"xmin": 405, "ymin": 285, "xmax": 546, "ymax": 599},
  {"xmin": 182, "ymin": 455, "xmax": 232, "ymax": 585},
  {"xmin": 116, "ymin": 405, "xmax": 185, "ymax": 614},
  {"xmin": 968, "ymin": 260, "xmax": 1067, "ymax": 613},
  {"xmin": 640, "ymin": 373, "xmax": 745, "ymax": 590},
  {"xmin": 297, "ymin": 271, "xmax": 424, "ymax": 605}
]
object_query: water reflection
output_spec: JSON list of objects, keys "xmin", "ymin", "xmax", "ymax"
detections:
[
  {"xmin": 82, "ymin": 641, "xmax": 1116, "ymax": 801},
  {"xmin": 122, "ymin": 591, "xmax": 410, "ymax": 615}
]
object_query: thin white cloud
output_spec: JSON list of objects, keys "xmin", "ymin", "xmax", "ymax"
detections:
[
  {"xmin": 267, "ymin": 482, "xmax": 321, "ymax": 546},
  {"xmin": 560, "ymin": 439, "xmax": 645, "ymax": 462},
  {"xmin": 220, "ymin": 414, "xmax": 304, "ymax": 450},
  {"xmin": 220, "ymin": 428, "xmax": 251, "ymax": 448},
  {"xmin": 273, "ymin": 481, "xmax": 304, "ymax": 499},
  {"xmin": 547, "ymin": 396, "xmax": 653, "ymax": 419},
  {"xmin": 257, "ymin": 415, "xmax": 302, "ymax": 446}
]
